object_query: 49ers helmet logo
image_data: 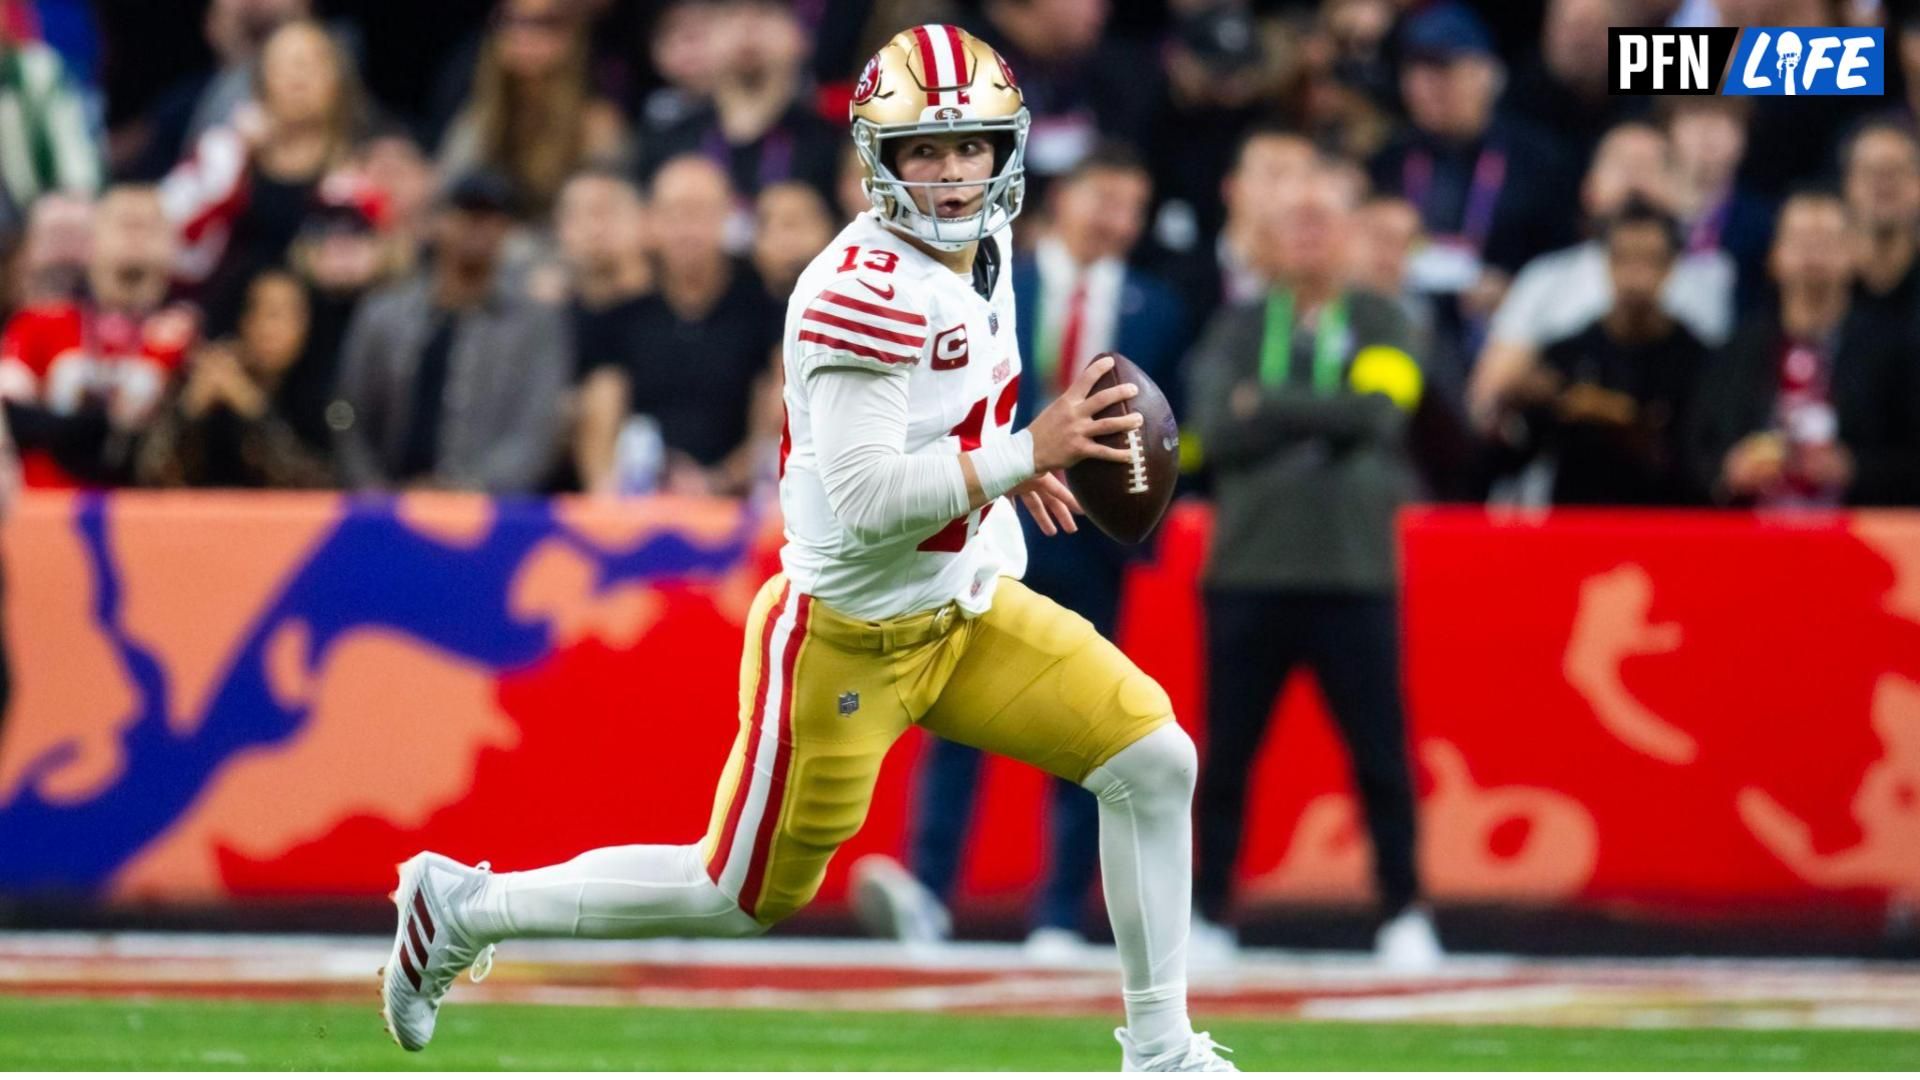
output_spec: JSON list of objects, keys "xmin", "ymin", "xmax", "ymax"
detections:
[{"xmin": 852, "ymin": 55, "xmax": 882, "ymax": 105}]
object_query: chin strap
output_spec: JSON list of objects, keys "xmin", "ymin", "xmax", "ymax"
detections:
[{"xmin": 970, "ymin": 231, "xmax": 1000, "ymax": 298}]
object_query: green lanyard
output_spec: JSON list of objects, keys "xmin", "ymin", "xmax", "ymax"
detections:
[{"xmin": 1259, "ymin": 290, "xmax": 1349, "ymax": 395}]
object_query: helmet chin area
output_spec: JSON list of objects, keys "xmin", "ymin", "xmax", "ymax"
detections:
[
  {"xmin": 853, "ymin": 114, "xmax": 1030, "ymax": 253},
  {"xmin": 866, "ymin": 174, "xmax": 1020, "ymax": 251}
]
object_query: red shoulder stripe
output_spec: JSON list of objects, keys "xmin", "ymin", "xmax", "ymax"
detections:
[
  {"xmin": 801, "ymin": 308, "xmax": 927, "ymax": 347},
  {"xmin": 797, "ymin": 330, "xmax": 917, "ymax": 365},
  {"xmin": 818, "ymin": 289, "xmax": 927, "ymax": 325}
]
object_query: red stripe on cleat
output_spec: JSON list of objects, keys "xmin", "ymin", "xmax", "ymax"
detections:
[
  {"xmin": 412, "ymin": 890, "xmax": 436, "ymax": 941},
  {"xmin": 397, "ymin": 944, "xmax": 422, "ymax": 991},
  {"xmin": 407, "ymin": 919, "xmax": 428, "ymax": 967}
]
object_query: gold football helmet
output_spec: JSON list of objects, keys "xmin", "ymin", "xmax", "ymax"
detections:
[{"xmin": 849, "ymin": 24, "xmax": 1030, "ymax": 251}]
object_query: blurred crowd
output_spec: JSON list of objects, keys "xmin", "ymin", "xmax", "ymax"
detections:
[{"xmin": 0, "ymin": 0, "xmax": 1917, "ymax": 510}]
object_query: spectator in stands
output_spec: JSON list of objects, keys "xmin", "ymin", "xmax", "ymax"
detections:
[
  {"xmin": 1841, "ymin": 119, "xmax": 1920, "ymax": 331},
  {"xmin": 1145, "ymin": 0, "xmax": 1290, "ymax": 257},
  {"xmin": 1016, "ymin": 143, "xmax": 1189, "ymax": 419},
  {"xmin": 751, "ymin": 180, "xmax": 834, "ymax": 299},
  {"xmin": 1348, "ymin": 190, "xmax": 1479, "ymax": 499},
  {"xmin": 135, "ymin": 269, "xmax": 334, "ymax": 488},
  {"xmin": 0, "ymin": 184, "xmax": 193, "ymax": 487},
  {"xmin": 352, "ymin": 126, "xmax": 437, "ymax": 270},
  {"xmin": 1898, "ymin": 15, "xmax": 1920, "ymax": 127},
  {"xmin": 1350, "ymin": 195, "xmax": 1432, "ymax": 363},
  {"xmin": 1295, "ymin": 3, "xmax": 1397, "ymax": 166},
  {"xmin": 964, "ymin": 0, "xmax": 1160, "ymax": 197},
  {"xmin": 1186, "ymin": 157, "xmax": 1436, "ymax": 971},
  {"xmin": 282, "ymin": 182, "xmax": 396, "ymax": 459},
  {"xmin": 556, "ymin": 167, "xmax": 652, "ymax": 372},
  {"xmin": 161, "ymin": 18, "xmax": 365, "ymax": 337},
  {"xmin": 1665, "ymin": 98, "xmax": 1751, "ymax": 256},
  {"xmin": 332, "ymin": 169, "xmax": 569, "ymax": 493},
  {"xmin": 1469, "ymin": 122, "xmax": 1735, "ymax": 444},
  {"xmin": 10, "ymin": 191, "xmax": 91, "ymax": 310},
  {"xmin": 576, "ymin": 155, "xmax": 779, "ymax": 496},
  {"xmin": 552, "ymin": 168, "xmax": 652, "ymax": 493},
  {"xmin": 638, "ymin": 0, "xmax": 724, "ymax": 137},
  {"xmin": 437, "ymin": 0, "xmax": 629, "ymax": 222},
  {"xmin": 1691, "ymin": 190, "xmax": 1920, "ymax": 509},
  {"xmin": 1315, "ymin": 0, "xmax": 1396, "ymax": 113},
  {"xmin": 1488, "ymin": 198, "xmax": 1706, "ymax": 506},
  {"xmin": 1502, "ymin": 0, "xmax": 1647, "ymax": 167},
  {"xmin": 0, "ymin": 24, "xmax": 100, "ymax": 234},
  {"xmin": 1660, "ymin": 96, "xmax": 1778, "ymax": 311},
  {"xmin": 850, "ymin": 143, "xmax": 1189, "ymax": 957},
  {"xmin": 1163, "ymin": 123, "xmax": 1317, "ymax": 324},
  {"xmin": 1368, "ymin": 2, "xmax": 1580, "ymax": 360},
  {"xmin": 116, "ymin": 0, "xmax": 310, "ymax": 181},
  {"xmin": 638, "ymin": 0, "xmax": 839, "ymax": 212}
]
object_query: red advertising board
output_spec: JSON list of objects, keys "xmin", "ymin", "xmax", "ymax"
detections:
[{"xmin": 1, "ymin": 493, "xmax": 1913, "ymax": 928}]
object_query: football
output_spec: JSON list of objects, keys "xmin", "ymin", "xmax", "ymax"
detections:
[{"xmin": 1064, "ymin": 352, "xmax": 1179, "ymax": 544}]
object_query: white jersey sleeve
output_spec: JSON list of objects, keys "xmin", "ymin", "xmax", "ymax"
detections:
[{"xmin": 807, "ymin": 366, "xmax": 971, "ymax": 545}]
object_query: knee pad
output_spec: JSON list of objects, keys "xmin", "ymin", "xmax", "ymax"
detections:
[{"xmin": 1085, "ymin": 720, "xmax": 1197, "ymax": 805}]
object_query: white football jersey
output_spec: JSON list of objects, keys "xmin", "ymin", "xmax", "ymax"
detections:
[{"xmin": 778, "ymin": 211, "xmax": 1026, "ymax": 621}]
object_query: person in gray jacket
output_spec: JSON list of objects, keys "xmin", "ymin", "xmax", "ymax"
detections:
[
  {"xmin": 1185, "ymin": 156, "xmax": 1439, "ymax": 971},
  {"xmin": 331, "ymin": 170, "xmax": 568, "ymax": 493}
]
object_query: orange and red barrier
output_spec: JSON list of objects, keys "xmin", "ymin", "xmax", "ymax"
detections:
[{"xmin": 1, "ymin": 493, "xmax": 1913, "ymax": 928}]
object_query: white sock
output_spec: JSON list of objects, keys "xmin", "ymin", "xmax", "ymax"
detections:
[
  {"xmin": 460, "ymin": 844, "xmax": 763, "ymax": 943},
  {"xmin": 1082, "ymin": 722, "xmax": 1197, "ymax": 1057}
]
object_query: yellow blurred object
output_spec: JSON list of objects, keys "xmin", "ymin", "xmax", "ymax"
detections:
[{"xmin": 1348, "ymin": 345, "xmax": 1423, "ymax": 411}]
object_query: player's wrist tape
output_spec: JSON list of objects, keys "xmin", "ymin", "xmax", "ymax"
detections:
[{"xmin": 968, "ymin": 430, "xmax": 1035, "ymax": 501}]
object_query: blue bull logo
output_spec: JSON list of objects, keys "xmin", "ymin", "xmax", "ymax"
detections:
[{"xmin": 0, "ymin": 493, "xmax": 758, "ymax": 895}]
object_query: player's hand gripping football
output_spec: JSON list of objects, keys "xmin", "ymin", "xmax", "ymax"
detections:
[
  {"xmin": 1027, "ymin": 355, "xmax": 1141, "ymax": 473},
  {"xmin": 1016, "ymin": 356, "xmax": 1142, "ymax": 537}
]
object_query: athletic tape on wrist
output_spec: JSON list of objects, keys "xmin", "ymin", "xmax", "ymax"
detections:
[{"xmin": 969, "ymin": 429, "xmax": 1036, "ymax": 501}]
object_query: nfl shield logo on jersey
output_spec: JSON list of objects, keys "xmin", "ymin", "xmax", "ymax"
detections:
[{"xmin": 838, "ymin": 691, "xmax": 861, "ymax": 716}]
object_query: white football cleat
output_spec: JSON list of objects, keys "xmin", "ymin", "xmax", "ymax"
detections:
[
  {"xmin": 848, "ymin": 854, "xmax": 951, "ymax": 944},
  {"xmin": 379, "ymin": 852, "xmax": 497, "ymax": 1052},
  {"xmin": 1375, "ymin": 905, "xmax": 1444, "ymax": 974},
  {"xmin": 1117, "ymin": 1029, "xmax": 1238, "ymax": 1072}
]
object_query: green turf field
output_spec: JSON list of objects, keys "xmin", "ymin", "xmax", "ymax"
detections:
[{"xmin": 2, "ymin": 996, "xmax": 1918, "ymax": 1070}]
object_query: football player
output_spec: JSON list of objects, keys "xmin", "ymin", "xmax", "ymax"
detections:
[{"xmin": 380, "ymin": 24, "xmax": 1233, "ymax": 1072}]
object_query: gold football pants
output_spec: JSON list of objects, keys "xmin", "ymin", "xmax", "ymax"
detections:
[{"xmin": 701, "ymin": 573, "xmax": 1173, "ymax": 924}]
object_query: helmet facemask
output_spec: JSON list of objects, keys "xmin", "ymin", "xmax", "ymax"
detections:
[{"xmin": 854, "ymin": 112, "xmax": 1030, "ymax": 252}]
